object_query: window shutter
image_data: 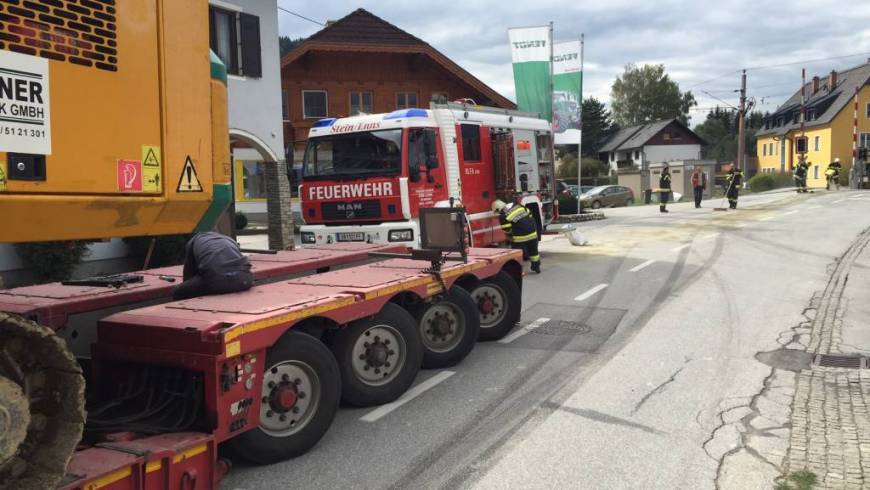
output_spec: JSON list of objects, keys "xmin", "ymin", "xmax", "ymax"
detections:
[{"xmin": 239, "ymin": 13, "xmax": 261, "ymax": 78}]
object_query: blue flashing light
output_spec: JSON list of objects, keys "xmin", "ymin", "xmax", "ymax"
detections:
[
  {"xmin": 384, "ymin": 109, "xmax": 429, "ymax": 120},
  {"xmin": 313, "ymin": 118, "xmax": 337, "ymax": 128}
]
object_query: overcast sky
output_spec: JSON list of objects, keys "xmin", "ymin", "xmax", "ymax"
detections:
[{"xmin": 277, "ymin": 0, "xmax": 870, "ymax": 126}]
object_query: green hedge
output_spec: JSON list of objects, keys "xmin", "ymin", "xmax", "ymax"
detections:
[
  {"xmin": 556, "ymin": 194, "xmax": 579, "ymax": 214},
  {"xmin": 14, "ymin": 241, "xmax": 90, "ymax": 282},
  {"xmin": 123, "ymin": 235, "xmax": 190, "ymax": 269},
  {"xmin": 748, "ymin": 173, "xmax": 775, "ymax": 192}
]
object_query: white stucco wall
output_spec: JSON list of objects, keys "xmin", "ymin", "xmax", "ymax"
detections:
[
  {"xmin": 644, "ymin": 144, "xmax": 702, "ymax": 164},
  {"xmin": 221, "ymin": 0, "xmax": 285, "ymax": 162}
]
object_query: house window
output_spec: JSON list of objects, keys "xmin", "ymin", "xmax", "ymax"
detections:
[
  {"xmin": 302, "ymin": 90, "xmax": 327, "ymax": 119},
  {"xmin": 792, "ymin": 113, "xmax": 800, "ymax": 124},
  {"xmin": 663, "ymin": 132, "xmax": 671, "ymax": 141},
  {"xmin": 634, "ymin": 150, "xmax": 640, "ymax": 159},
  {"xmin": 460, "ymin": 124, "xmax": 482, "ymax": 162},
  {"xmin": 814, "ymin": 165, "xmax": 819, "ymax": 180},
  {"xmin": 777, "ymin": 117, "xmax": 784, "ymax": 126},
  {"xmin": 396, "ymin": 93, "xmax": 418, "ymax": 109},
  {"xmin": 807, "ymin": 108, "xmax": 815, "ymax": 121},
  {"xmin": 860, "ymin": 133, "xmax": 870, "ymax": 149},
  {"xmin": 814, "ymin": 136, "xmax": 821, "ymax": 151},
  {"xmin": 763, "ymin": 144, "xmax": 767, "ymax": 156},
  {"xmin": 866, "ymin": 103, "xmax": 870, "ymax": 118},
  {"xmin": 349, "ymin": 92, "xmax": 373, "ymax": 116},
  {"xmin": 209, "ymin": 6, "xmax": 261, "ymax": 77},
  {"xmin": 282, "ymin": 89, "xmax": 289, "ymax": 121}
]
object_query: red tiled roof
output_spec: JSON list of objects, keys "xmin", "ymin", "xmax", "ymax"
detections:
[{"xmin": 281, "ymin": 9, "xmax": 515, "ymax": 109}]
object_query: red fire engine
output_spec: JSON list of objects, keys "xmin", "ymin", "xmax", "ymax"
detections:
[{"xmin": 299, "ymin": 102, "xmax": 557, "ymax": 247}]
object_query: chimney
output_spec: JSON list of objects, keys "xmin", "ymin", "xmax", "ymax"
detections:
[
  {"xmin": 829, "ymin": 70, "xmax": 838, "ymax": 90},
  {"xmin": 812, "ymin": 76, "xmax": 820, "ymax": 94}
]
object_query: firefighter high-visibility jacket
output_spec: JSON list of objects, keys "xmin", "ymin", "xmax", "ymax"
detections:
[
  {"xmin": 499, "ymin": 203, "xmax": 538, "ymax": 243},
  {"xmin": 726, "ymin": 169, "xmax": 744, "ymax": 187}
]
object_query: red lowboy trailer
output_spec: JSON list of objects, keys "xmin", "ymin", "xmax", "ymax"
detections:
[{"xmin": 46, "ymin": 247, "xmax": 521, "ymax": 489}]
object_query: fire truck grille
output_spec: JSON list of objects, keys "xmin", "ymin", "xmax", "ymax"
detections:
[
  {"xmin": 321, "ymin": 200, "xmax": 382, "ymax": 220},
  {"xmin": 0, "ymin": 0, "xmax": 118, "ymax": 73}
]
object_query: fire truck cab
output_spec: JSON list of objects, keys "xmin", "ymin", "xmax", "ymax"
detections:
[{"xmin": 299, "ymin": 102, "xmax": 556, "ymax": 247}]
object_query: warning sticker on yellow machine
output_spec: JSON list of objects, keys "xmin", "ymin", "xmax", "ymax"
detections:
[
  {"xmin": 177, "ymin": 156, "xmax": 203, "ymax": 192},
  {"xmin": 141, "ymin": 145, "xmax": 162, "ymax": 193}
]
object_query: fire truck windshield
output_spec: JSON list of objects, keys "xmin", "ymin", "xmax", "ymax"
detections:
[{"xmin": 303, "ymin": 129, "xmax": 403, "ymax": 180}]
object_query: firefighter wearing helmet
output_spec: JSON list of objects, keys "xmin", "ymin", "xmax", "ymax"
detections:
[
  {"xmin": 826, "ymin": 158, "xmax": 842, "ymax": 190},
  {"xmin": 492, "ymin": 199, "xmax": 541, "ymax": 273}
]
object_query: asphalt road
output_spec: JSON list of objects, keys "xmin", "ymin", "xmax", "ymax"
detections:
[{"xmin": 223, "ymin": 188, "xmax": 870, "ymax": 489}]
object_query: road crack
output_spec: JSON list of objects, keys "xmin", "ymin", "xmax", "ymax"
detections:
[{"xmin": 631, "ymin": 360, "xmax": 690, "ymax": 415}]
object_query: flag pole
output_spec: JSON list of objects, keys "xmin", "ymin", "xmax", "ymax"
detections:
[{"xmin": 577, "ymin": 34, "xmax": 584, "ymax": 214}]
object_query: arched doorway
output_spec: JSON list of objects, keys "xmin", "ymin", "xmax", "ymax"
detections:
[{"xmin": 229, "ymin": 128, "xmax": 294, "ymax": 250}]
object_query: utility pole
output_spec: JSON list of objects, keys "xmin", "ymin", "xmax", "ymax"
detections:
[
  {"xmin": 736, "ymin": 70, "xmax": 746, "ymax": 177},
  {"xmin": 577, "ymin": 33, "xmax": 584, "ymax": 214}
]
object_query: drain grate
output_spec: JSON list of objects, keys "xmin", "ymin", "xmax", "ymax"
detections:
[
  {"xmin": 813, "ymin": 354, "xmax": 867, "ymax": 369},
  {"xmin": 535, "ymin": 320, "xmax": 592, "ymax": 336}
]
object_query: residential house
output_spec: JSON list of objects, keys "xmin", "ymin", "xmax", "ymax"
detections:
[
  {"xmin": 280, "ymin": 9, "xmax": 515, "ymax": 164},
  {"xmin": 599, "ymin": 119, "xmax": 706, "ymax": 199},
  {"xmin": 209, "ymin": 0, "xmax": 285, "ymax": 221},
  {"xmin": 756, "ymin": 61, "xmax": 870, "ymax": 188},
  {"xmin": 599, "ymin": 119, "xmax": 706, "ymax": 172}
]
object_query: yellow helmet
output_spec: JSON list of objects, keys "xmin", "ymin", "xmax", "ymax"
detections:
[{"xmin": 491, "ymin": 199, "xmax": 507, "ymax": 213}]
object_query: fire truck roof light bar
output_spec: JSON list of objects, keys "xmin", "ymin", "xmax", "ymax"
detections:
[
  {"xmin": 384, "ymin": 109, "xmax": 429, "ymax": 120},
  {"xmin": 313, "ymin": 118, "xmax": 337, "ymax": 128}
]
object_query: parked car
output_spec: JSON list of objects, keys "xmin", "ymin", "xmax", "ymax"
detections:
[
  {"xmin": 557, "ymin": 179, "xmax": 574, "ymax": 196},
  {"xmin": 579, "ymin": 185, "xmax": 635, "ymax": 209}
]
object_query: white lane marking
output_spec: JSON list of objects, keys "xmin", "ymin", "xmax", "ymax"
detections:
[
  {"xmin": 782, "ymin": 210, "xmax": 798, "ymax": 216},
  {"xmin": 701, "ymin": 233, "xmax": 719, "ymax": 240},
  {"xmin": 360, "ymin": 371, "xmax": 456, "ymax": 422},
  {"xmin": 574, "ymin": 284, "xmax": 609, "ymax": 302},
  {"xmin": 671, "ymin": 243, "xmax": 691, "ymax": 252},
  {"xmin": 629, "ymin": 259, "xmax": 656, "ymax": 273},
  {"xmin": 832, "ymin": 199, "xmax": 846, "ymax": 204},
  {"xmin": 758, "ymin": 216, "xmax": 774, "ymax": 221},
  {"xmin": 498, "ymin": 317, "xmax": 551, "ymax": 344}
]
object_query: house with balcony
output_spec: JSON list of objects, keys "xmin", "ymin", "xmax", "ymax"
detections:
[
  {"xmin": 599, "ymin": 119, "xmax": 706, "ymax": 172},
  {"xmin": 756, "ymin": 61, "xmax": 870, "ymax": 188}
]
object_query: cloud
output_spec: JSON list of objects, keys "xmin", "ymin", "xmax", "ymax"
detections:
[{"xmin": 277, "ymin": 0, "xmax": 870, "ymax": 124}]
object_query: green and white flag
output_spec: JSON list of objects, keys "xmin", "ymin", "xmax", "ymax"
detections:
[
  {"xmin": 508, "ymin": 26, "xmax": 552, "ymax": 121},
  {"xmin": 552, "ymin": 40, "xmax": 582, "ymax": 145}
]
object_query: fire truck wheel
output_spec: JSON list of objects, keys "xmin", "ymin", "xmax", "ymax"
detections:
[
  {"xmin": 417, "ymin": 286, "xmax": 480, "ymax": 369},
  {"xmin": 225, "ymin": 331, "xmax": 340, "ymax": 464},
  {"xmin": 467, "ymin": 271, "xmax": 522, "ymax": 341},
  {"xmin": 331, "ymin": 303, "xmax": 422, "ymax": 407}
]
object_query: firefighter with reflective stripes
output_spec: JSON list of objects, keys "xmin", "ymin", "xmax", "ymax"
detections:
[
  {"xmin": 725, "ymin": 165, "xmax": 744, "ymax": 209},
  {"xmin": 492, "ymin": 199, "xmax": 541, "ymax": 273}
]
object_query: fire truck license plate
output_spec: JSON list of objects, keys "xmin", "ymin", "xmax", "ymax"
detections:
[{"xmin": 337, "ymin": 232, "xmax": 365, "ymax": 242}]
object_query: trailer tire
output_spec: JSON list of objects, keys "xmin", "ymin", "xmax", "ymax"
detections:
[
  {"xmin": 225, "ymin": 331, "xmax": 340, "ymax": 465},
  {"xmin": 467, "ymin": 271, "xmax": 522, "ymax": 341},
  {"xmin": 417, "ymin": 286, "xmax": 480, "ymax": 369},
  {"xmin": 331, "ymin": 303, "xmax": 422, "ymax": 407}
]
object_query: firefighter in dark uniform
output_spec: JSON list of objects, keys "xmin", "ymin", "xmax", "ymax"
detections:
[
  {"xmin": 794, "ymin": 160, "xmax": 809, "ymax": 193},
  {"xmin": 492, "ymin": 199, "xmax": 541, "ymax": 273},
  {"xmin": 826, "ymin": 158, "xmax": 842, "ymax": 190},
  {"xmin": 725, "ymin": 165, "xmax": 744, "ymax": 209},
  {"xmin": 659, "ymin": 164, "xmax": 672, "ymax": 213},
  {"xmin": 173, "ymin": 232, "xmax": 254, "ymax": 300}
]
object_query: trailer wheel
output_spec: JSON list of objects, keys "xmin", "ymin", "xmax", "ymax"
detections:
[
  {"xmin": 417, "ymin": 286, "xmax": 480, "ymax": 369},
  {"xmin": 226, "ymin": 331, "xmax": 340, "ymax": 464},
  {"xmin": 468, "ymin": 271, "xmax": 522, "ymax": 341},
  {"xmin": 331, "ymin": 303, "xmax": 422, "ymax": 407}
]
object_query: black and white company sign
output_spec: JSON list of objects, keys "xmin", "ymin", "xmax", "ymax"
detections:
[{"xmin": 0, "ymin": 50, "xmax": 51, "ymax": 155}]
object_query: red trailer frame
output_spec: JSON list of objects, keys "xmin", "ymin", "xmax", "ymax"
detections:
[{"xmin": 55, "ymin": 247, "xmax": 522, "ymax": 489}]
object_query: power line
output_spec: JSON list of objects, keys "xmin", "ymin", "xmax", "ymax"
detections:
[
  {"xmin": 702, "ymin": 90, "xmax": 739, "ymax": 110},
  {"xmin": 685, "ymin": 51, "xmax": 870, "ymax": 90},
  {"xmin": 277, "ymin": 4, "xmax": 324, "ymax": 26}
]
